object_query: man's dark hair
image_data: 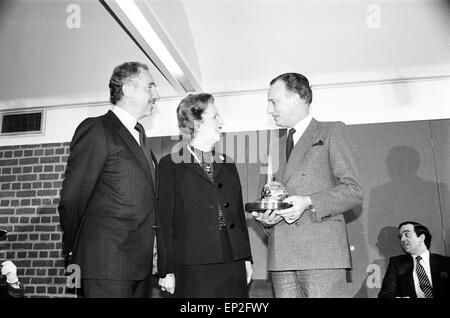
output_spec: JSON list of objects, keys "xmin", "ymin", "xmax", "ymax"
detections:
[
  {"xmin": 398, "ymin": 221, "xmax": 432, "ymax": 249},
  {"xmin": 109, "ymin": 61, "xmax": 149, "ymax": 105},
  {"xmin": 270, "ymin": 73, "xmax": 312, "ymax": 104}
]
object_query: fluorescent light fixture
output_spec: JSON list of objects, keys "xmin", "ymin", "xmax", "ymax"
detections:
[{"xmin": 115, "ymin": 0, "xmax": 184, "ymax": 79}]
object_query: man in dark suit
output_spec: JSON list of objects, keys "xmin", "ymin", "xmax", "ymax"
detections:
[
  {"xmin": 58, "ymin": 61, "xmax": 162, "ymax": 297},
  {"xmin": 252, "ymin": 73, "xmax": 363, "ymax": 297},
  {"xmin": 379, "ymin": 221, "xmax": 450, "ymax": 298}
]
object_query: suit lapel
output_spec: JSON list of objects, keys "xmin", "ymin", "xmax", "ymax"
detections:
[
  {"xmin": 151, "ymin": 150, "xmax": 158, "ymax": 194},
  {"xmin": 430, "ymin": 254, "xmax": 440, "ymax": 295},
  {"xmin": 404, "ymin": 257, "xmax": 417, "ymax": 297},
  {"xmin": 180, "ymin": 147, "xmax": 214, "ymax": 183},
  {"xmin": 282, "ymin": 119, "xmax": 321, "ymax": 184},
  {"xmin": 107, "ymin": 111, "xmax": 153, "ymax": 183}
]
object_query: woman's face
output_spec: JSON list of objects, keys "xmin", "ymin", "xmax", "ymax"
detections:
[{"xmin": 197, "ymin": 102, "xmax": 225, "ymax": 144}]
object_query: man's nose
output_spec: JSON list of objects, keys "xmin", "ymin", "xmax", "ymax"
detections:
[{"xmin": 152, "ymin": 88, "xmax": 160, "ymax": 100}]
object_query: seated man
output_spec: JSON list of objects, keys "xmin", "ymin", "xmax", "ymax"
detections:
[
  {"xmin": 378, "ymin": 221, "xmax": 450, "ymax": 298},
  {"xmin": 1, "ymin": 230, "xmax": 25, "ymax": 298}
]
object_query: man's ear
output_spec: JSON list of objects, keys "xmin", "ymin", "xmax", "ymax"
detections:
[
  {"xmin": 290, "ymin": 93, "xmax": 301, "ymax": 105},
  {"xmin": 122, "ymin": 83, "xmax": 133, "ymax": 98},
  {"xmin": 419, "ymin": 234, "xmax": 426, "ymax": 243}
]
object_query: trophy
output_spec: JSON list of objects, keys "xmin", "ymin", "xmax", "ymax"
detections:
[{"xmin": 245, "ymin": 155, "xmax": 293, "ymax": 212}]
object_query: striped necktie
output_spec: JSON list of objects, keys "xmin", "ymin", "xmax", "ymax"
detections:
[{"xmin": 416, "ymin": 256, "xmax": 433, "ymax": 298}]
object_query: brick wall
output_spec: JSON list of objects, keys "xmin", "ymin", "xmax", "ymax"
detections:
[
  {"xmin": 0, "ymin": 140, "xmax": 272, "ymax": 298},
  {"xmin": 0, "ymin": 142, "xmax": 72, "ymax": 297}
]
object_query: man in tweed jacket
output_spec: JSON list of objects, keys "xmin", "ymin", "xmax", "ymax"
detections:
[{"xmin": 253, "ymin": 73, "xmax": 363, "ymax": 298}]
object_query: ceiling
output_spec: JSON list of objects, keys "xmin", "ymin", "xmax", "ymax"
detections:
[{"xmin": 1, "ymin": 0, "xmax": 449, "ymax": 109}]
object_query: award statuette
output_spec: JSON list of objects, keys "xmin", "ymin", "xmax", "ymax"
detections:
[{"xmin": 245, "ymin": 156, "xmax": 293, "ymax": 212}]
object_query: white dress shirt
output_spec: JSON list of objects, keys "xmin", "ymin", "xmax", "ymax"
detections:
[
  {"xmin": 290, "ymin": 114, "xmax": 313, "ymax": 146},
  {"xmin": 412, "ymin": 250, "xmax": 433, "ymax": 298},
  {"xmin": 112, "ymin": 106, "xmax": 156, "ymax": 171},
  {"xmin": 111, "ymin": 106, "xmax": 140, "ymax": 146}
]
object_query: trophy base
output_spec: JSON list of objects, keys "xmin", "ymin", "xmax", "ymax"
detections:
[{"xmin": 245, "ymin": 201, "xmax": 293, "ymax": 212}]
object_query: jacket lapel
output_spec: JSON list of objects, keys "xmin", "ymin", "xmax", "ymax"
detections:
[
  {"xmin": 282, "ymin": 118, "xmax": 321, "ymax": 184},
  {"xmin": 404, "ymin": 257, "xmax": 417, "ymax": 297},
  {"xmin": 107, "ymin": 111, "xmax": 153, "ymax": 182},
  {"xmin": 151, "ymin": 150, "xmax": 158, "ymax": 196},
  {"xmin": 429, "ymin": 254, "xmax": 440, "ymax": 295},
  {"xmin": 180, "ymin": 147, "xmax": 214, "ymax": 183}
]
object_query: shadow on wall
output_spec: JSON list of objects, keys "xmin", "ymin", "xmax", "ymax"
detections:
[
  {"xmin": 368, "ymin": 145, "xmax": 448, "ymax": 249},
  {"xmin": 443, "ymin": 0, "xmax": 450, "ymax": 13},
  {"xmin": 356, "ymin": 145, "xmax": 449, "ymax": 297},
  {"xmin": 353, "ymin": 226, "xmax": 403, "ymax": 298}
]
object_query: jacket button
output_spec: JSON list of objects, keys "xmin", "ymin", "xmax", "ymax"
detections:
[
  {"xmin": 230, "ymin": 223, "xmax": 235, "ymax": 229},
  {"xmin": 301, "ymin": 172, "xmax": 306, "ymax": 176},
  {"xmin": 152, "ymin": 225, "xmax": 159, "ymax": 230},
  {"xmin": 224, "ymin": 202, "xmax": 230, "ymax": 208},
  {"xmin": 218, "ymin": 182, "xmax": 223, "ymax": 188}
]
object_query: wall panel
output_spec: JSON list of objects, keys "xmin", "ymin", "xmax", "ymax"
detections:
[{"xmin": 430, "ymin": 119, "xmax": 450, "ymax": 255}]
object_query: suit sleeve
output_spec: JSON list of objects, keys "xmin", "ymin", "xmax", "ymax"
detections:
[
  {"xmin": 309, "ymin": 122, "xmax": 363, "ymax": 222},
  {"xmin": 156, "ymin": 156, "xmax": 176, "ymax": 275},
  {"xmin": 231, "ymin": 162, "xmax": 253, "ymax": 263},
  {"xmin": 378, "ymin": 258, "xmax": 399, "ymax": 298},
  {"xmin": 58, "ymin": 118, "xmax": 107, "ymax": 258}
]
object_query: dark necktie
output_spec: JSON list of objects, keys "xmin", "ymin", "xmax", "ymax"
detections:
[
  {"xmin": 134, "ymin": 122, "xmax": 155, "ymax": 186},
  {"xmin": 416, "ymin": 256, "xmax": 433, "ymax": 298},
  {"xmin": 286, "ymin": 128, "xmax": 296, "ymax": 161}
]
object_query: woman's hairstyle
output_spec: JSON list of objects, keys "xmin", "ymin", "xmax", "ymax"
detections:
[{"xmin": 176, "ymin": 93, "xmax": 214, "ymax": 139}]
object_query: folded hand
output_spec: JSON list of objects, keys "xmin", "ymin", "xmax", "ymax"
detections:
[{"xmin": 158, "ymin": 273, "xmax": 175, "ymax": 294}]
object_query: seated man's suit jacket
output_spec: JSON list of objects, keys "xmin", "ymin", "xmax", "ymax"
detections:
[
  {"xmin": 0, "ymin": 277, "xmax": 25, "ymax": 298},
  {"xmin": 378, "ymin": 253, "xmax": 450, "ymax": 298}
]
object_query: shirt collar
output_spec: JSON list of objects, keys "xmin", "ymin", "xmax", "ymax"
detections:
[
  {"xmin": 412, "ymin": 249, "xmax": 430, "ymax": 262},
  {"xmin": 290, "ymin": 114, "xmax": 313, "ymax": 138},
  {"xmin": 111, "ymin": 106, "xmax": 138, "ymax": 131}
]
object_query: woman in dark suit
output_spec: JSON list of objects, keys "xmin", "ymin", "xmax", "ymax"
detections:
[{"xmin": 157, "ymin": 93, "xmax": 252, "ymax": 298}]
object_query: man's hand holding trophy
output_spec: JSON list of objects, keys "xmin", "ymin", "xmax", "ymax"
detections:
[{"xmin": 246, "ymin": 156, "xmax": 312, "ymax": 226}]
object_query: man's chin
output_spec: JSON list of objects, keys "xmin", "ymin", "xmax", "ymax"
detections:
[
  {"xmin": 273, "ymin": 119, "xmax": 286, "ymax": 128},
  {"xmin": 143, "ymin": 108, "xmax": 153, "ymax": 117}
]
